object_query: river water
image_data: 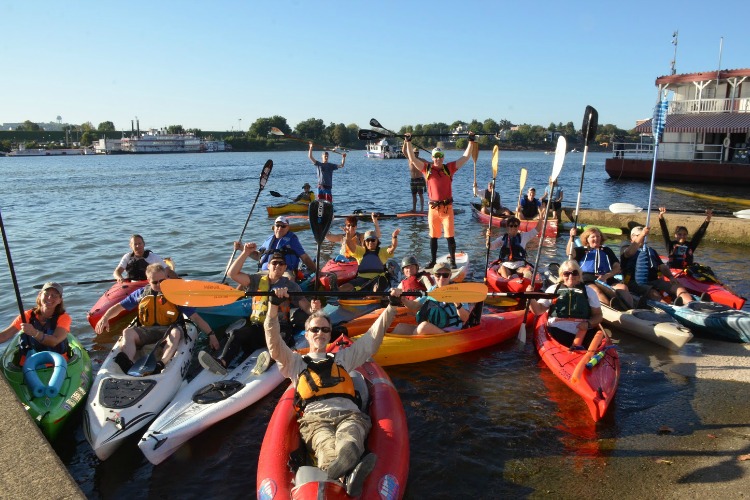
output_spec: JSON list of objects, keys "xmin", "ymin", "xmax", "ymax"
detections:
[{"xmin": 1, "ymin": 150, "xmax": 749, "ymax": 498}]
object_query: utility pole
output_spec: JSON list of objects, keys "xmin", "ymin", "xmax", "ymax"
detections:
[{"xmin": 670, "ymin": 31, "xmax": 678, "ymax": 75}]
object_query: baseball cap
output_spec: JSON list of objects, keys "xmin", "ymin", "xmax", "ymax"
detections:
[
  {"xmin": 431, "ymin": 147, "xmax": 443, "ymax": 157},
  {"xmin": 434, "ymin": 261, "xmax": 451, "ymax": 272},
  {"xmin": 364, "ymin": 230, "xmax": 377, "ymax": 241},
  {"xmin": 269, "ymin": 251, "xmax": 286, "ymax": 264},
  {"xmin": 275, "ymin": 216, "xmax": 289, "ymax": 225},
  {"xmin": 41, "ymin": 282, "xmax": 63, "ymax": 295}
]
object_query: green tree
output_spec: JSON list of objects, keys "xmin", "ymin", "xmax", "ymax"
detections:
[
  {"xmin": 167, "ymin": 125, "xmax": 185, "ymax": 134},
  {"xmin": 80, "ymin": 131, "xmax": 97, "ymax": 146},
  {"xmin": 17, "ymin": 120, "xmax": 41, "ymax": 131},
  {"xmin": 81, "ymin": 122, "xmax": 95, "ymax": 132},
  {"xmin": 98, "ymin": 121, "xmax": 116, "ymax": 132},
  {"xmin": 295, "ymin": 118, "xmax": 325, "ymax": 142},
  {"xmin": 327, "ymin": 123, "xmax": 350, "ymax": 147},
  {"xmin": 249, "ymin": 115, "xmax": 290, "ymax": 138}
]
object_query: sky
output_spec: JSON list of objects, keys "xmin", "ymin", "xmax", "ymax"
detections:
[{"xmin": 2, "ymin": 1, "xmax": 747, "ymax": 133}]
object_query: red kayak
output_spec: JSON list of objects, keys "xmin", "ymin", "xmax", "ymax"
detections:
[
  {"xmin": 471, "ymin": 203, "xmax": 558, "ymax": 238},
  {"xmin": 485, "ymin": 264, "xmax": 543, "ymax": 294},
  {"xmin": 86, "ymin": 280, "xmax": 145, "ymax": 329},
  {"xmin": 257, "ymin": 335, "xmax": 409, "ymax": 499},
  {"xmin": 669, "ymin": 267, "xmax": 746, "ymax": 309},
  {"xmin": 533, "ymin": 314, "xmax": 620, "ymax": 422}
]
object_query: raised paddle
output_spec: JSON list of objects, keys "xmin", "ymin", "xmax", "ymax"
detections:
[
  {"xmin": 516, "ymin": 168, "xmax": 528, "ymax": 214},
  {"xmin": 359, "ymin": 128, "xmax": 499, "ymax": 139},
  {"xmin": 518, "ymin": 136, "xmax": 567, "ymax": 343},
  {"xmin": 32, "ymin": 270, "xmax": 222, "ymax": 289},
  {"xmin": 367, "ymin": 119, "xmax": 432, "ymax": 155},
  {"xmin": 484, "ymin": 146, "xmax": 500, "ymax": 282},
  {"xmin": 573, "ymin": 105, "xmax": 598, "ymax": 230},
  {"xmin": 160, "ymin": 279, "xmax": 491, "ymax": 308},
  {"xmin": 308, "ymin": 199, "xmax": 335, "ymax": 291},
  {"xmin": 221, "ymin": 159, "xmax": 273, "ymax": 284},
  {"xmin": 269, "ymin": 127, "xmax": 342, "ymax": 155},
  {"xmin": 609, "ymin": 203, "xmax": 747, "ymax": 218},
  {"xmin": 472, "ymin": 140, "xmax": 480, "ymax": 197},
  {"xmin": 0, "ymin": 207, "xmax": 26, "ymax": 320}
]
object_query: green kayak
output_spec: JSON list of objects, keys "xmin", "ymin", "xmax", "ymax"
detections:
[
  {"xmin": 563, "ymin": 222, "xmax": 622, "ymax": 237},
  {"xmin": 2, "ymin": 333, "xmax": 92, "ymax": 441}
]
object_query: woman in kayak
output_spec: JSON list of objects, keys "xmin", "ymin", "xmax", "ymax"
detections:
[
  {"xmin": 566, "ymin": 226, "xmax": 634, "ymax": 310},
  {"xmin": 325, "ymin": 214, "xmax": 381, "ymax": 257},
  {"xmin": 0, "ymin": 282, "xmax": 70, "ymax": 361},
  {"xmin": 528, "ymin": 260, "xmax": 603, "ymax": 349},
  {"xmin": 340, "ymin": 219, "xmax": 399, "ymax": 291},
  {"xmin": 658, "ymin": 207, "xmax": 712, "ymax": 269},
  {"xmin": 486, "ymin": 216, "xmax": 540, "ymax": 279}
]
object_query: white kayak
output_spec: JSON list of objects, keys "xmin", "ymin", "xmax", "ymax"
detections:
[
  {"xmin": 421, "ymin": 252, "xmax": 470, "ymax": 283},
  {"xmin": 138, "ymin": 345, "xmax": 286, "ymax": 465},
  {"xmin": 601, "ymin": 304, "xmax": 693, "ymax": 350},
  {"xmin": 83, "ymin": 322, "xmax": 197, "ymax": 460}
]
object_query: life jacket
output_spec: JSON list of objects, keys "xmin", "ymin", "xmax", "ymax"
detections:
[
  {"xmin": 400, "ymin": 272, "xmax": 432, "ymax": 293},
  {"xmin": 416, "ymin": 299, "xmax": 462, "ymax": 328},
  {"xmin": 249, "ymin": 276, "xmax": 292, "ymax": 325},
  {"xmin": 520, "ymin": 198, "xmax": 539, "ymax": 219},
  {"xmin": 137, "ymin": 285, "xmax": 181, "ymax": 326},
  {"xmin": 579, "ymin": 248, "xmax": 613, "ymax": 275},
  {"xmin": 357, "ymin": 248, "xmax": 386, "ymax": 276},
  {"xmin": 498, "ymin": 233, "xmax": 526, "ymax": 262},
  {"xmin": 125, "ymin": 249, "xmax": 152, "ymax": 280},
  {"xmin": 425, "ymin": 162, "xmax": 452, "ymax": 180},
  {"xmin": 258, "ymin": 235, "xmax": 301, "ymax": 270},
  {"xmin": 294, "ymin": 354, "xmax": 357, "ymax": 414},
  {"xmin": 668, "ymin": 242, "xmax": 692, "ymax": 268},
  {"xmin": 549, "ymin": 283, "xmax": 591, "ymax": 320},
  {"xmin": 20, "ymin": 310, "xmax": 69, "ymax": 356},
  {"xmin": 634, "ymin": 245, "xmax": 660, "ymax": 284}
]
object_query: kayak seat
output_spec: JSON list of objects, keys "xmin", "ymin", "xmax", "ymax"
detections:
[{"xmin": 350, "ymin": 370, "xmax": 369, "ymax": 412}]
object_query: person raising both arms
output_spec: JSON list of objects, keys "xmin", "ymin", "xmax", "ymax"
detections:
[
  {"xmin": 308, "ymin": 144, "xmax": 346, "ymax": 203},
  {"xmin": 404, "ymin": 132, "xmax": 475, "ymax": 269},
  {"xmin": 658, "ymin": 207, "xmax": 712, "ymax": 269},
  {"xmin": 325, "ymin": 214, "xmax": 381, "ymax": 257},
  {"xmin": 113, "ymin": 234, "xmax": 176, "ymax": 282},
  {"xmin": 402, "ymin": 142, "xmax": 426, "ymax": 213},
  {"xmin": 342, "ymin": 215, "xmax": 399, "ymax": 292}
]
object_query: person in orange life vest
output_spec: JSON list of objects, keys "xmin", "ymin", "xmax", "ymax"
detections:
[
  {"xmin": 402, "ymin": 141, "xmax": 426, "ymax": 213},
  {"xmin": 340, "ymin": 219, "xmax": 399, "ymax": 291},
  {"xmin": 0, "ymin": 282, "xmax": 70, "ymax": 361},
  {"xmin": 308, "ymin": 144, "xmax": 346, "ymax": 203},
  {"xmin": 403, "ymin": 132, "xmax": 475, "ymax": 269},
  {"xmin": 658, "ymin": 207, "xmax": 712, "ymax": 269},
  {"xmin": 198, "ymin": 247, "xmax": 319, "ymax": 376},
  {"xmin": 264, "ymin": 287, "xmax": 403, "ymax": 496},
  {"xmin": 397, "ymin": 255, "xmax": 434, "ymax": 300},
  {"xmin": 325, "ymin": 213, "xmax": 381, "ymax": 257},
  {"xmin": 485, "ymin": 216, "xmax": 541, "ymax": 279},
  {"xmin": 113, "ymin": 234, "xmax": 176, "ymax": 282},
  {"xmin": 95, "ymin": 263, "xmax": 217, "ymax": 373}
]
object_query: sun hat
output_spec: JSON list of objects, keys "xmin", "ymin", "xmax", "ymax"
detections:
[
  {"xmin": 303, "ymin": 183, "xmax": 311, "ymax": 189},
  {"xmin": 434, "ymin": 261, "xmax": 451, "ymax": 272}
]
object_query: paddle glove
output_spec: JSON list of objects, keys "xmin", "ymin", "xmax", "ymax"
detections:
[{"xmin": 468, "ymin": 132, "xmax": 476, "ymax": 142}]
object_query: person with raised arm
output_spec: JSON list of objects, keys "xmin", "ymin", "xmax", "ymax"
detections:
[
  {"xmin": 658, "ymin": 207, "xmax": 712, "ymax": 269},
  {"xmin": 308, "ymin": 145, "xmax": 346, "ymax": 202}
]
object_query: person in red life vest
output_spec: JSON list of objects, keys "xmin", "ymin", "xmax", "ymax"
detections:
[
  {"xmin": 0, "ymin": 282, "xmax": 70, "ymax": 361},
  {"xmin": 95, "ymin": 263, "xmax": 217, "ymax": 374},
  {"xmin": 403, "ymin": 132, "xmax": 475, "ymax": 269},
  {"xmin": 486, "ymin": 216, "xmax": 541, "ymax": 279},
  {"xmin": 658, "ymin": 206, "xmax": 712, "ymax": 269},
  {"xmin": 397, "ymin": 255, "xmax": 434, "ymax": 300},
  {"xmin": 264, "ymin": 286, "xmax": 403, "ymax": 497},
  {"xmin": 113, "ymin": 234, "xmax": 176, "ymax": 282}
]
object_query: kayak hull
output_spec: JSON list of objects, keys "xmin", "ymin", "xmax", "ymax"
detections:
[
  {"xmin": 650, "ymin": 300, "xmax": 750, "ymax": 343},
  {"xmin": 87, "ymin": 281, "xmax": 146, "ymax": 329},
  {"xmin": 669, "ymin": 268, "xmax": 746, "ymax": 310},
  {"xmin": 266, "ymin": 202, "xmax": 310, "ymax": 216},
  {"xmin": 533, "ymin": 314, "xmax": 620, "ymax": 422},
  {"xmin": 2, "ymin": 334, "xmax": 92, "ymax": 441},
  {"xmin": 601, "ymin": 304, "xmax": 693, "ymax": 350},
  {"xmin": 471, "ymin": 203, "xmax": 558, "ymax": 238}
]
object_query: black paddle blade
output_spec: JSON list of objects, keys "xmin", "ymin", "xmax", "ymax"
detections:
[
  {"xmin": 259, "ymin": 160, "xmax": 273, "ymax": 189},
  {"xmin": 582, "ymin": 106, "xmax": 599, "ymax": 143},
  {"xmin": 309, "ymin": 200, "xmax": 334, "ymax": 245},
  {"xmin": 358, "ymin": 129, "xmax": 384, "ymax": 141},
  {"xmin": 269, "ymin": 191, "xmax": 282, "ymax": 198},
  {"xmin": 369, "ymin": 118, "xmax": 382, "ymax": 128}
]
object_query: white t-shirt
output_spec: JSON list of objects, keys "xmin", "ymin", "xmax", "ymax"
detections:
[{"xmin": 117, "ymin": 251, "xmax": 167, "ymax": 273}]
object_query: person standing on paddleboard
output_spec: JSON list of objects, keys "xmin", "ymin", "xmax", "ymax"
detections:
[
  {"xmin": 404, "ymin": 131, "xmax": 475, "ymax": 269},
  {"xmin": 402, "ymin": 142, "xmax": 426, "ymax": 213},
  {"xmin": 308, "ymin": 144, "xmax": 346, "ymax": 202}
]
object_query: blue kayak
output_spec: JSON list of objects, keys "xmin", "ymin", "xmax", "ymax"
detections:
[{"xmin": 649, "ymin": 300, "xmax": 750, "ymax": 343}]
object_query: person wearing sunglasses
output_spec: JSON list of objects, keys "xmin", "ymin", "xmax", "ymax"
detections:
[
  {"xmin": 95, "ymin": 263, "xmax": 217, "ymax": 374},
  {"xmin": 264, "ymin": 287, "xmax": 403, "ymax": 497},
  {"xmin": 403, "ymin": 131, "xmax": 476, "ymax": 269},
  {"xmin": 113, "ymin": 233, "xmax": 176, "ymax": 283},
  {"xmin": 325, "ymin": 214, "xmax": 381, "ymax": 257},
  {"xmin": 566, "ymin": 226, "xmax": 634, "ymax": 310},
  {"xmin": 199, "ymin": 249, "xmax": 319, "ymax": 376},
  {"xmin": 308, "ymin": 143, "xmax": 346, "ymax": 203},
  {"xmin": 341, "ymin": 224, "xmax": 399, "ymax": 292},
  {"xmin": 242, "ymin": 215, "xmax": 317, "ymax": 280},
  {"xmin": 395, "ymin": 261, "xmax": 472, "ymax": 334},
  {"xmin": 517, "ymin": 187, "xmax": 542, "ymax": 221},
  {"xmin": 528, "ymin": 260, "xmax": 603, "ymax": 350},
  {"xmin": 658, "ymin": 206, "xmax": 712, "ymax": 269},
  {"xmin": 402, "ymin": 141, "xmax": 426, "ymax": 213},
  {"xmin": 486, "ymin": 216, "xmax": 541, "ymax": 279}
]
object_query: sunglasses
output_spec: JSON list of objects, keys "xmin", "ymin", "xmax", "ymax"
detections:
[
  {"xmin": 150, "ymin": 278, "xmax": 166, "ymax": 285},
  {"xmin": 508, "ymin": 224, "xmax": 520, "ymax": 228},
  {"xmin": 308, "ymin": 326, "xmax": 332, "ymax": 334},
  {"xmin": 562, "ymin": 270, "xmax": 580, "ymax": 278},
  {"xmin": 435, "ymin": 272, "xmax": 451, "ymax": 278},
  {"xmin": 275, "ymin": 223, "xmax": 288, "ymax": 228},
  {"xmin": 433, "ymin": 153, "xmax": 444, "ymax": 159}
]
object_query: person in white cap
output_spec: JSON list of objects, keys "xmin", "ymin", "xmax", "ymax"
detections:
[
  {"xmin": 403, "ymin": 132, "xmax": 475, "ymax": 269},
  {"xmin": 240, "ymin": 215, "xmax": 317, "ymax": 280},
  {"xmin": 0, "ymin": 282, "xmax": 71, "ymax": 361}
]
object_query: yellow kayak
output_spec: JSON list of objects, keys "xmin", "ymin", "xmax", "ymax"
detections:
[
  {"xmin": 266, "ymin": 201, "xmax": 310, "ymax": 216},
  {"xmin": 656, "ymin": 187, "xmax": 750, "ymax": 207}
]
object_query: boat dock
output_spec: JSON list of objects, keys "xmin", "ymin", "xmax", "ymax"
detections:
[
  {"xmin": 562, "ymin": 208, "xmax": 750, "ymax": 246},
  {"xmin": 0, "ymin": 376, "xmax": 83, "ymax": 498}
]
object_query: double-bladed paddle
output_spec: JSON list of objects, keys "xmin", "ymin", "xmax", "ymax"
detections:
[
  {"xmin": 359, "ymin": 128, "xmax": 499, "ymax": 140},
  {"xmin": 308, "ymin": 200, "xmax": 335, "ymax": 291},
  {"xmin": 368, "ymin": 119, "xmax": 432, "ymax": 155},
  {"xmin": 484, "ymin": 146, "xmax": 500, "ymax": 281},
  {"xmin": 609, "ymin": 203, "xmax": 748, "ymax": 218},
  {"xmin": 269, "ymin": 127, "xmax": 343, "ymax": 155},
  {"xmin": 221, "ymin": 160, "xmax": 273, "ymax": 284},
  {"xmin": 573, "ymin": 105, "xmax": 598, "ymax": 230}
]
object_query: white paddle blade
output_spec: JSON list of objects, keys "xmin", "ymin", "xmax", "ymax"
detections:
[
  {"xmin": 269, "ymin": 127, "xmax": 284, "ymax": 136},
  {"xmin": 551, "ymin": 136, "xmax": 566, "ymax": 180},
  {"xmin": 609, "ymin": 203, "xmax": 643, "ymax": 214},
  {"xmin": 734, "ymin": 209, "xmax": 750, "ymax": 219},
  {"xmin": 492, "ymin": 145, "xmax": 499, "ymax": 177}
]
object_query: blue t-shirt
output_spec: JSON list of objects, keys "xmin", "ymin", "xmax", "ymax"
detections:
[
  {"xmin": 258, "ymin": 232, "xmax": 306, "ymax": 271},
  {"xmin": 314, "ymin": 161, "xmax": 340, "ymax": 189},
  {"xmin": 120, "ymin": 287, "xmax": 196, "ymax": 317}
]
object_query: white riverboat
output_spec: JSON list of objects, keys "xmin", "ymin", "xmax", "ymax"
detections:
[{"xmin": 365, "ymin": 138, "xmax": 404, "ymax": 159}]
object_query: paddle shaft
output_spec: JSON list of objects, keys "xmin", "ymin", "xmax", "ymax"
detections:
[
  {"xmin": 271, "ymin": 128, "xmax": 342, "ymax": 155},
  {"xmin": 574, "ymin": 107, "xmax": 598, "ymax": 228},
  {"xmin": 32, "ymin": 270, "xmax": 221, "ymax": 289},
  {"xmin": 0, "ymin": 208, "xmax": 26, "ymax": 318}
]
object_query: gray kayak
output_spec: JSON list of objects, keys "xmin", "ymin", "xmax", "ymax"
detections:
[
  {"xmin": 649, "ymin": 300, "xmax": 750, "ymax": 343},
  {"xmin": 601, "ymin": 304, "xmax": 693, "ymax": 350}
]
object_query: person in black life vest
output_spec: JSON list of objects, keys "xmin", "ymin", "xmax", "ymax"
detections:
[
  {"xmin": 198, "ymin": 248, "xmax": 319, "ymax": 376},
  {"xmin": 480, "ymin": 180, "xmax": 512, "ymax": 216},
  {"xmin": 517, "ymin": 187, "xmax": 542, "ymax": 220},
  {"xmin": 397, "ymin": 255, "xmax": 434, "ymax": 300},
  {"xmin": 486, "ymin": 216, "xmax": 541, "ymax": 279},
  {"xmin": 264, "ymin": 287, "xmax": 403, "ymax": 497},
  {"xmin": 113, "ymin": 234, "xmax": 176, "ymax": 282},
  {"xmin": 528, "ymin": 260, "xmax": 603, "ymax": 350},
  {"xmin": 95, "ymin": 263, "xmax": 217, "ymax": 373},
  {"xmin": 340, "ymin": 222, "xmax": 399, "ymax": 292},
  {"xmin": 0, "ymin": 282, "xmax": 71, "ymax": 360},
  {"xmin": 658, "ymin": 207, "xmax": 712, "ymax": 269}
]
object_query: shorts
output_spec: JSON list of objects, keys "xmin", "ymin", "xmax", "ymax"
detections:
[
  {"xmin": 410, "ymin": 176, "xmax": 426, "ymax": 194},
  {"xmin": 428, "ymin": 204, "xmax": 455, "ymax": 238},
  {"xmin": 132, "ymin": 323, "xmax": 184, "ymax": 346},
  {"xmin": 628, "ymin": 278, "xmax": 681, "ymax": 298},
  {"xmin": 317, "ymin": 186, "xmax": 332, "ymax": 203}
]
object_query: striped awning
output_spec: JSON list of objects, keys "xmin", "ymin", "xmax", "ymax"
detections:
[{"xmin": 635, "ymin": 113, "xmax": 750, "ymax": 134}]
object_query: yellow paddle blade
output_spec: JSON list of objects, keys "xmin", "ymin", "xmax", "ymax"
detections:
[
  {"xmin": 491, "ymin": 145, "xmax": 499, "ymax": 178},
  {"xmin": 472, "ymin": 141, "xmax": 479, "ymax": 163},
  {"xmin": 519, "ymin": 168, "xmax": 527, "ymax": 190},
  {"xmin": 161, "ymin": 279, "xmax": 246, "ymax": 307},
  {"xmin": 428, "ymin": 282, "xmax": 488, "ymax": 303}
]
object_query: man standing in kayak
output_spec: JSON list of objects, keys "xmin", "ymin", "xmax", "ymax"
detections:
[
  {"xmin": 404, "ymin": 132, "xmax": 475, "ymax": 269},
  {"xmin": 265, "ymin": 287, "xmax": 403, "ymax": 497},
  {"xmin": 308, "ymin": 144, "xmax": 346, "ymax": 202}
]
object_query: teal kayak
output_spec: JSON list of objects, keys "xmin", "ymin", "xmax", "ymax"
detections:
[{"xmin": 2, "ymin": 333, "xmax": 92, "ymax": 441}]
